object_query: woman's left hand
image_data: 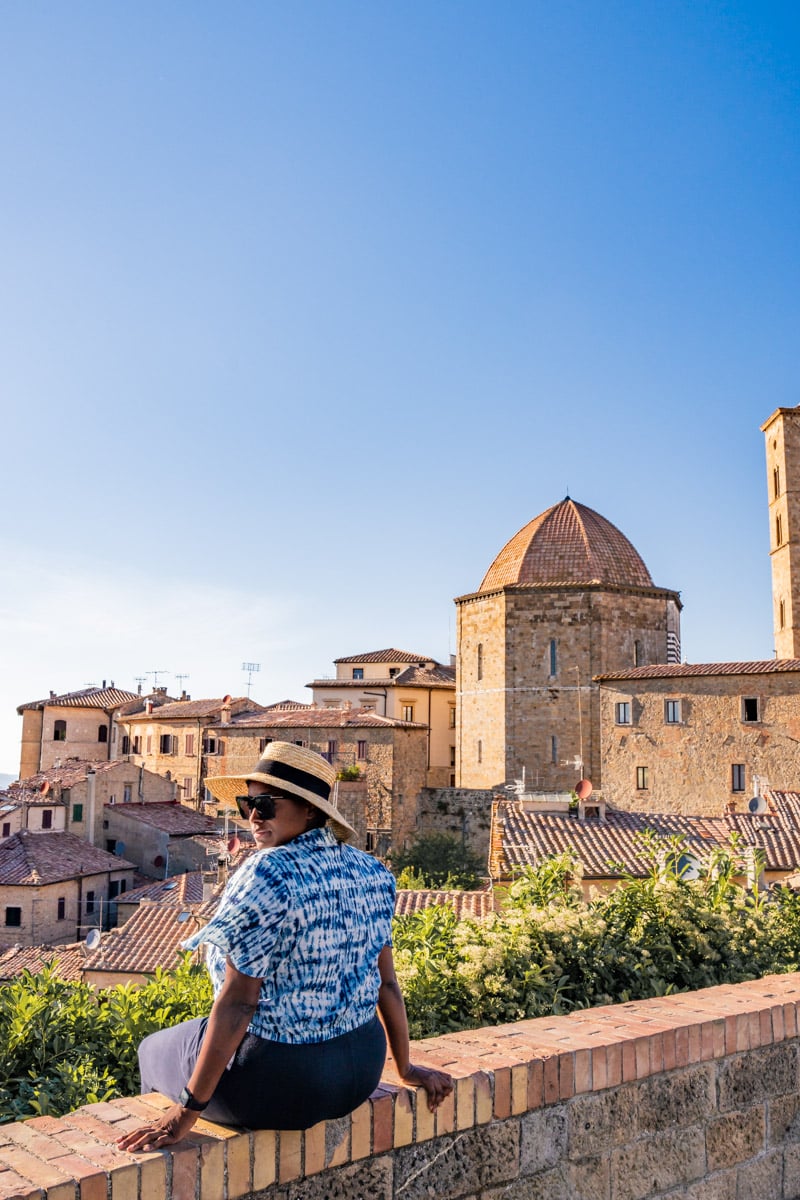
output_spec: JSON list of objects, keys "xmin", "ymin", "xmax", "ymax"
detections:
[
  {"xmin": 116, "ymin": 1104, "xmax": 199, "ymax": 1152},
  {"xmin": 402, "ymin": 1063, "xmax": 454, "ymax": 1111}
]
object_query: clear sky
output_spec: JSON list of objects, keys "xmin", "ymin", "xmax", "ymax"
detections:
[{"xmin": 0, "ymin": 1, "xmax": 798, "ymax": 776}]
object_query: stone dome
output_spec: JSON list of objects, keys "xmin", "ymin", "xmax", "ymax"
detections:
[{"xmin": 479, "ymin": 497, "xmax": 654, "ymax": 592}]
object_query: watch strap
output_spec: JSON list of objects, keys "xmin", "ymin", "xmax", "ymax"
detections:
[{"xmin": 178, "ymin": 1086, "xmax": 209, "ymax": 1112}]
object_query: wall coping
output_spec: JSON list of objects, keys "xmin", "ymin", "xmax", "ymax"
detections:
[{"xmin": 1, "ymin": 972, "xmax": 800, "ymax": 1199}]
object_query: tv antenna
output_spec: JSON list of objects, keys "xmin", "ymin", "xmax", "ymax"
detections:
[
  {"xmin": 175, "ymin": 673, "xmax": 190, "ymax": 691},
  {"xmin": 147, "ymin": 670, "xmax": 170, "ymax": 689},
  {"xmin": 242, "ymin": 662, "xmax": 260, "ymax": 697}
]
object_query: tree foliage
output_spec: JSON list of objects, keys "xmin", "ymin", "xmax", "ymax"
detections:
[{"xmin": 393, "ymin": 832, "xmax": 485, "ymax": 889}]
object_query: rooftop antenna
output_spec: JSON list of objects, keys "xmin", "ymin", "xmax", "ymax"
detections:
[
  {"xmin": 134, "ymin": 676, "xmax": 147, "ymax": 695},
  {"xmin": 147, "ymin": 670, "xmax": 170, "ymax": 689},
  {"xmin": 242, "ymin": 662, "xmax": 260, "ymax": 698},
  {"xmin": 175, "ymin": 673, "xmax": 190, "ymax": 692}
]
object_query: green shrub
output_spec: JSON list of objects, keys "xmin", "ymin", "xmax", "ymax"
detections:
[{"xmin": 393, "ymin": 833, "xmax": 485, "ymax": 889}]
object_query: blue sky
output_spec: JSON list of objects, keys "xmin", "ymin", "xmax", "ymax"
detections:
[{"xmin": 0, "ymin": 1, "xmax": 798, "ymax": 775}]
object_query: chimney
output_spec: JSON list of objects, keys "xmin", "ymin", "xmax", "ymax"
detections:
[
  {"xmin": 220, "ymin": 695, "xmax": 232, "ymax": 724},
  {"xmin": 102, "ymin": 680, "xmax": 106, "ymax": 689},
  {"xmin": 137, "ymin": 682, "xmax": 142, "ymax": 696},
  {"xmin": 145, "ymin": 699, "xmax": 154, "ymax": 715}
]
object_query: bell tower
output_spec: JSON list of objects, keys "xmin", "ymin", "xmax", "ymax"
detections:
[{"xmin": 761, "ymin": 405, "xmax": 800, "ymax": 659}]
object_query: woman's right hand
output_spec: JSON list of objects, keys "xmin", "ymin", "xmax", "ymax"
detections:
[{"xmin": 402, "ymin": 1063, "xmax": 454, "ymax": 1111}]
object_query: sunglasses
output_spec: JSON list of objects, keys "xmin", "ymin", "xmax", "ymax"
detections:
[{"xmin": 235, "ymin": 793, "xmax": 279, "ymax": 821}]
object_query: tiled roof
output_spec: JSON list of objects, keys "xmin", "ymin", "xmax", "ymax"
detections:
[
  {"xmin": 118, "ymin": 872, "xmax": 207, "ymax": 906},
  {"xmin": 113, "ymin": 693, "xmax": 178, "ymax": 716},
  {"xmin": 0, "ymin": 943, "xmax": 85, "ymax": 983},
  {"xmin": 492, "ymin": 792, "xmax": 800, "ymax": 881},
  {"xmin": 104, "ymin": 802, "xmax": 219, "ymax": 836},
  {"xmin": 123, "ymin": 697, "xmax": 261, "ymax": 721},
  {"xmin": 229, "ymin": 706, "xmax": 425, "ymax": 729},
  {"xmin": 0, "ymin": 831, "xmax": 135, "ymax": 885},
  {"xmin": 17, "ymin": 687, "xmax": 138, "ymax": 714},
  {"xmin": 394, "ymin": 890, "xmax": 496, "ymax": 920},
  {"xmin": 83, "ymin": 900, "xmax": 205, "ymax": 975},
  {"xmin": 478, "ymin": 498, "xmax": 656, "ymax": 593},
  {"xmin": 15, "ymin": 759, "xmax": 123, "ymax": 790},
  {"xmin": 334, "ymin": 649, "xmax": 435, "ymax": 665},
  {"xmin": 596, "ymin": 660, "xmax": 800, "ymax": 681},
  {"xmin": 264, "ymin": 700, "xmax": 312, "ymax": 710},
  {"xmin": 393, "ymin": 663, "xmax": 455, "ymax": 687}
]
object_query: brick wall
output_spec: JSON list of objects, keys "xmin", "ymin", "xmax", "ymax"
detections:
[{"xmin": 5, "ymin": 974, "xmax": 800, "ymax": 1199}]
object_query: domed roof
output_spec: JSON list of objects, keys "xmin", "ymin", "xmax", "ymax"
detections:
[{"xmin": 479, "ymin": 498, "xmax": 654, "ymax": 592}]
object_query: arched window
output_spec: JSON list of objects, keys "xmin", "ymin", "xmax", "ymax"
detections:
[
  {"xmin": 774, "ymin": 465, "xmax": 781, "ymax": 498},
  {"xmin": 777, "ymin": 514, "xmax": 783, "ymax": 546},
  {"xmin": 477, "ymin": 643, "xmax": 483, "ymax": 681},
  {"xmin": 98, "ymin": 725, "xmax": 108, "ymax": 743},
  {"xmin": 780, "ymin": 599, "xmax": 786, "ymax": 630},
  {"xmin": 53, "ymin": 720, "xmax": 66, "ymax": 742},
  {"xmin": 477, "ymin": 739, "xmax": 482, "ymax": 764}
]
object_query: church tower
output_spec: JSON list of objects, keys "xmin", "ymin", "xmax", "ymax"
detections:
[{"xmin": 762, "ymin": 406, "xmax": 800, "ymax": 658}]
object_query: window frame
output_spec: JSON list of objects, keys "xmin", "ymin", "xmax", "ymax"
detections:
[
  {"xmin": 732, "ymin": 764, "xmax": 746, "ymax": 793},
  {"xmin": 741, "ymin": 697, "xmax": 760, "ymax": 723},
  {"xmin": 636, "ymin": 766, "xmax": 649, "ymax": 790},
  {"xmin": 615, "ymin": 701, "xmax": 631, "ymax": 725},
  {"xmin": 664, "ymin": 699, "xmax": 682, "ymax": 725}
]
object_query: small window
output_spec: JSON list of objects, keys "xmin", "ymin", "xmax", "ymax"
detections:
[
  {"xmin": 121, "ymin": 735, "xmax": 130, "ymax": 755},
  {"xmin": 477, "ymin": 739, "xmax": 482, "ymax": 764},
  {"xmin": 72, "ymin": 803, "xmax": 83, "ymax": 823},
  {"xmin": 183, "ymin": 776, "xmax": 192, "ymax": 797},
  {"xmin": 159, "ymin": 734, "xmax": 173, "ymax": 754},
  {"xmin": 732, "ymin": 764, "xmax": 746, "ymax": 793},
  {"xmin": 133, "ymin": 735, "xmax": 141, "ymax": 754},
  {"xmin": 448, "ymin": 707, "xmax": 456, "ymax": 728},
  {"xmin": 53, "ymin": 720, "xmax": 66, "ymax": 742},
  {"xmin": 777, "ymin": 514, "xmax": 783, "ymax": 546},
  {"xmin": 57, "ymin": 897, "xmax": 66, "ymax": 920},
  {"xmin": 352, "ymin": 668, "xmax": 364, "ymax": 680},
  {"xmin": 615, "ymin": 702, "xmax": 631, "ymax": 725},
  {"xmin": 185, "ymin": 734, "xmax": 195, "ymax": 756},
  {"xmin": 665, "ymin": 700, "xmax": 681, "ymax": 724},
  {"xmin": 146, "ymin": 735, "xmax": 152, "ymax": 754},
  {"xmin": 86, "ymin": 891, "xmax": 95, "ymax": 915},
  {"xmin": 550, "ymin": 735, "xmax": 558, "ymax": 764},
  {"xmin": 780, "ymin": 599, "xmax": 786, "ymax": 630},
  {"xmin": 636, "ymin": 766, "xmax": 649, "ymax": 790},
  {"xmin": 98, "ymin": 725, "xmax": 108, "ymax": 744},
  {"xmin": 259, "ymin": 737, "xmax": 272, "ymax": 752},
  {"xmin": 5, "ymin": 907, "xmax": 21, "ymax": 928},
  {"xmin": 202, "ymin": 735, "xmax": 217, "ymax": 755},
  {"xmin": 401, "ymin": 704, "xmax": 415, "ymax": 722},
  {"xmin": 123, "ymin": 784, "xmax": 132, "ymax": 802},
  {"xmin": 449, "ymin": 745, "xmax": 456, "ymax": 767},
  {"xmin": 41, "ymin": 810, "xmax": 53, "ymax": 830},
  {"xmin": 357, "ymin": 740, "xmax": 367, "ymax": 761},
  {"xmin": 742, "ymin": 697, "xmax": 760, "ymax": 723},
  {"xmin": 634, "ymin": 640, "xmax": 642, "ymax": 667},
  {"xmin": 1, "ymin": 822, "xmax": 10, "ymax": 838},
  {"xmin": 549, "ymin": 639, "xmax": 558, "ymax": 677},
  {"xmin": 388, "ymin": 667, "xmax": 400, "ymax": 678},
  {"xmin": 774, "ymin": 465, "xmax": 781, "ymax": 498},
  {"xmin": 477, "ymin": 644, "xmax": 483, "ymax": 681},
  {"xmin": 322, "ymin": 740, "xmax": 337, "ymax": 764}
]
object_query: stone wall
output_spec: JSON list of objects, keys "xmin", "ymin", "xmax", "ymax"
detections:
[
  {"xmin": 5, "ymin": 975, "xmax": 800, "ymax": 1200},
  {"xmin": 600, "ymin": 669, "xmax": 800, "ymax": 813},
  {"xmin": 415, "ymin": 786, "xmax": 494, "ymax": 863}
]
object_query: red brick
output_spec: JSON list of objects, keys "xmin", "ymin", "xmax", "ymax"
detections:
[
  {"xmin": 493, "ymin": 1067, "xmax": 512, "ymax": 1119},
  {"xmin": 527, "ymin": 1058, "xmax": 544, "ymax": 1109},
  {"xmin": 371, "ymin": 1094, "xmax": 394, "ymax": 1154},
  {"xmin": 170, "ymin": 1146, "xmax": 199, "ymax": 1200}
]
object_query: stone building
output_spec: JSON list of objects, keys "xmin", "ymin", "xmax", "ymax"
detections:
[
  {"xmin": 0, "ymin": 830, "xmax": 136, "ymax": 949},
  {"xmin": 455, "ymin": 497, "xmax": 682, "ymax": 792},
  {"xmin": 16, "ymin": 684, "xmax": 139, "ymax": 779},
  {"xmin": 763, "ymin": 405, "xmax": 800, "ymax": 658},
  {"xmin": 308, "ymin": 650, "xmax": 456, "ymax": 787},
  {"xmin": 597, "ymin": 661, "xmax": 800, "ymax": 813},
  {"xmin": 213, "ymin": 705, "xmax": 430, "ymax": 858}
]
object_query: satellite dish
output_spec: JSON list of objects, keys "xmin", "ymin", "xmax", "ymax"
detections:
[
  {"xmin": 114, "ymin": 841, "xmax": 126, "ymax": 856},
  {"xmin": 677, "ymin": 853, "xmax": 701, "ymax": 881},
  {"xmin": 575, "ymin": 779, "xmax": 593, "ymax": 800},
  {"xmin": 85, "ymin": 928, "xmax": 101, "ymax": 950},
  {"xmin": 748, "ymin": 795, "xmax": 768, "ymax": 815},
  {"xmin": 227, "ymin": 834, "xmax": 240, "ymax": 855},
  {"xmin": 40, "ymin": 781, "xmax": 50, "ymax": 796}
]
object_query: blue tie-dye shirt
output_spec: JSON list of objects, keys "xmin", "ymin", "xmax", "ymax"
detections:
[{"xmin": 182, "ymin": 827, "xmax": 396, "ymax": 1044}]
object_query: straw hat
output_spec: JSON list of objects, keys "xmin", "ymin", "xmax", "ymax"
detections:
[{"xmin": 204, "ymin": 741, "xmax": 357, "ymax": 842}]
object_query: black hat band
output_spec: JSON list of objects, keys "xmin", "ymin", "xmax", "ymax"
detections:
[{"xmin": 262, "ymin": 759, "xmax": 331, "ymax": 801}]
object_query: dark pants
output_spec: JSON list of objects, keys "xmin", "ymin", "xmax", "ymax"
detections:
[{"xmin": 138, "ymin": 1014, "xmax": 387, "ymax": 1130}]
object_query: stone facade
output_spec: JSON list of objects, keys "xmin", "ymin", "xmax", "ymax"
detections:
[
  {"xmin": 457, "ymin": 583, "xmax": 681, "ymax": 792},
  {"xmin": 16, "ymin": 686, "xmax": 139, "ymax": 779},
  {"xmin": 763, "ymin": 406, "xmax": 800, "ymax": 659},
  {"xmin": 599, "ymin": 664, "xmax": 800, "ymax": 813}
]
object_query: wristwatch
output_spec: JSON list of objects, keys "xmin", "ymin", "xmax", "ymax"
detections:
[{"xmin": 178, "ymin": 1086, "xmax": 209, "ymax": 1112}]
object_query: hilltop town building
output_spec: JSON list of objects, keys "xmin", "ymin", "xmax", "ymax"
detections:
[
  {"xmin": 456, "ymin": 498, "xmax": 682, "ymax": 792},
  {"xmin": 16, "ymin": 685, "xmax": 140, "ymax": 778},
  {"xmin": 763, "ymin": 406, "xmax": 800, "ymax": 659},
  {"xmin": 308, "ymin": 650, "xmax": 456, "ymax": 787}
]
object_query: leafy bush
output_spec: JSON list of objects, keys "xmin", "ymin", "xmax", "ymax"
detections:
[
  {"xmin": 336, "ymin": 765, "xmax": 361, "ymax": 781},
  {"xmin": 393, "ymin": 833, "xmax": 485, "ymax": 889}
]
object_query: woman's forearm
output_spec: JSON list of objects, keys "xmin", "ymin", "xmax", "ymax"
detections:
[
  {"xmin": 184, "ymin": 994, "xmax": 257, "ymax": 1103},
  {"xmin": 377, "ymin": 977, "xmax": 412, "ymax": 1077}
]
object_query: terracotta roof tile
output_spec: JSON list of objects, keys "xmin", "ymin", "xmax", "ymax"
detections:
[
  {"xmin": 596, "ymin": 660, "xmax": 800, "ymax": 681},
  {"xmin": 82, "ymin": 900, "xmax": 205, "ymax": 975},
  {"xmin": 229, "ymin": 706, "xmax": 426, "ymax": 729},
  {"xmin": 17, "ymin": 687, "xmax": 138, "ymax": 714},
  {"xmin": 392, "ymin": 663, "xmax": 455, "ymax": 687},
  {"xmin": 15, "ymin": 759, "xmax": 124, "ymax": 790},
  {"xmin": 493, "ymin": 791, "xmax": 800, "ymax": 880},
  {"xmin": 394, "ymin": 890, "xmax": 496, "ymax": 920},
  {"xmin": 479, "ymin": 498, "xmax": 656, "ymax": 592},
  {"xmin": 334, "ymin": 649, "xmax": 435, "ymax": 664},
  {"xmin": 124, "ymin": 697, "xmax": 261, "ymax": 721},
  {"xmin": 0, "ymin": 943, "xmax": 85, "ymax": 982},
  {"xmin": 119, "ymin": 872, "xmax": 207, "ymax": 906},
  {"xmin": 0, "ymin": 831, "xmax": 135, "ymax": 884},
  {"xmin": 104, "ymin": 802, "xmax": 219, "ymax": 835}
]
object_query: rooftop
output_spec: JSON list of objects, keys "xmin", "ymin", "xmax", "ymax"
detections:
[
  {"xmin": 17, "ymin": 686, "xmax": 139, "ymax": 714},
  {"xmin": 82, "ymin": 900, "xmax": 205, "ymax": 975},
  {"xmin": 13, "ymin": 759, "xmax": 129, "ymax": 791},
  {"xmin": 334, "ymin": 649, "xmax": 436, "ymax": 665},
  {"xmin": 394, "ymin": 889, "xmax": 496, "ymax": 920},
  {"xmin": 122, "ymin": 696, "xmax": 260, "ymax": 722},
  {"xmin": 596, "ymin": 660, "xmax": 800, "ymax": 681},
  {"xmin": 104, "ymin": 802, "xmax": 219, "ymax": 836},
  {"xmin": 0, "ymin": 831, "xmax": 135, "ymax": 885},
  {"xmin": 477, "ymin": 497, "xmax": 659, "ymax": 593},
  {"xmin": 229, "ymin": 705, "xmax": 427, "ymax": 729},
  {"xmin": 0, "ymin": 942, "xmax": 85, "ymax": 983}
]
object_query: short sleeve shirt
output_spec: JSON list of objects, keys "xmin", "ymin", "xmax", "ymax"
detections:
[{"xmin": 182, "ymin": 827, "xmax": 396, "ymax": 1044}]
